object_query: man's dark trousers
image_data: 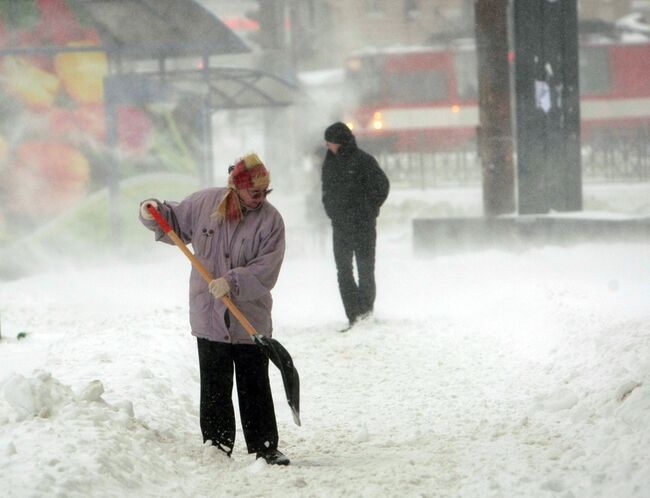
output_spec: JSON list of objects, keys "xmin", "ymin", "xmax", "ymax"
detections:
[{"xmin": 332, "ymin": 221, "xmax": 377, "ymax": 324}]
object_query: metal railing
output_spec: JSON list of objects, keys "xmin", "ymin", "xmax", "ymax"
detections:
[{"xmin": 378, "ymin": 127, "xmax": 650, "ymax": 188}]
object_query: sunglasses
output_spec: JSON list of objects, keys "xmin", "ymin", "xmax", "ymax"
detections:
[{"xmin": 248, "ymin": 188, "xmax": 273, "ymax": 200}]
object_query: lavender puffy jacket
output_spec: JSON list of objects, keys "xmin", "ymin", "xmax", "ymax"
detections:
[{"xmin": 139, "ymin": 187, "xmax": 285, "ymax": 344}]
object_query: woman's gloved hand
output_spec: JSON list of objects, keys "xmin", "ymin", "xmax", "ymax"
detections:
[
  {"xmin": 139, "ymin": 200, "xmax": 159, "ymax": 220},
  {"xmin": 209, "ymin": 277, "xmax": 230, "ymax": 298}
]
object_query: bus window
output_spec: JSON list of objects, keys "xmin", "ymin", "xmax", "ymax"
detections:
[
  {"xmin": 454, "ymin": 50, "xmax": 478, "ymax": 100},
  {"xmin": 579, "ymin": 46, "xmax": 610, "ymax": 95},
  {"xmin": 346, "ymin": 56, "xmax": 383, "ymax": 104},
  {"xmin": 385, "ymin": 69, "xmax": 448, "ymax": 103}
]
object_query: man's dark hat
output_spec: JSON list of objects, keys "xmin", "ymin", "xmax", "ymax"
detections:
[{"xmin": 324, "ymin": 122, "xmax": 353, "ymax": 145}]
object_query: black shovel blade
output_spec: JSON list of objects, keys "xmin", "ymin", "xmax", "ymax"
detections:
[{"xmin": 253, "ymin": 334, "xmax": 301, "ymax": 426}]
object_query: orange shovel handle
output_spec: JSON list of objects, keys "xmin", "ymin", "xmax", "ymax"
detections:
[{"xmin": 147, "ymin": 204, "xmax": 258, "ymax": 337}]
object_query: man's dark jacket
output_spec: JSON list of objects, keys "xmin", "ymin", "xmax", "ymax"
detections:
[{"xmin": 321, "ymin": 136, "xmax": 390, "ymax": 230}]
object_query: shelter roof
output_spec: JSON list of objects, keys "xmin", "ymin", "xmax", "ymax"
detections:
[
  {"xmin": 105, "ymin": 67, "xmax": 306, "ymax": 109},
  {"xmin": 175, "ymin": 67, "xmax": 303, "ymax": 108},
  {"xmin": 73, "ymin": 0, "xmax": 250, "ymax": 58}
]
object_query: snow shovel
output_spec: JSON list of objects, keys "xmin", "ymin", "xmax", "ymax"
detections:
[{"xmin": 147, "ymin": 205, "xmax": 301, "ymax": 426}]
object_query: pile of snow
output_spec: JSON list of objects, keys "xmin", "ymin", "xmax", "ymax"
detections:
[
  {"xmin": 1, "ymin": 181, "xmax": 649, "ymax": 496},
  {"xmin": 617, "ymin": 13, "xmax": 650, "ymax": 36},
  {"xmin": 1, "ymin": 237, "xmax": 649, "ymax": 497}
]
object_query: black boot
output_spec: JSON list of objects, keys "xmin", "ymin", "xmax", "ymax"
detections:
[{"xmin": 256, "ymin": 449, "xmax": 290, "ymax": 466}]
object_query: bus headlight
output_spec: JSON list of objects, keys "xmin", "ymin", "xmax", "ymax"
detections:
[{"xmin": 372, "ymin": 111, "xmax": 383, "ymax": 130}]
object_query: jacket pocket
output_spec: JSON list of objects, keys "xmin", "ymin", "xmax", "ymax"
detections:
[{"xmin": 194, "ymin": 226, "xmax": 215, "ymax": 257}]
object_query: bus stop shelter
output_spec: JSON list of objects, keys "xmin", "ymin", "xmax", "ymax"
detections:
[{"xmin": 0, "ymin": 0, "xmax": 303, "ymax": 239}]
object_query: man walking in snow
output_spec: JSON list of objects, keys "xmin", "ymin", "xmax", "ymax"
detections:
[
  {"xmin": 321, "ymin": 122, "xmax": 390, "ymax": 331},
  {"xmin": 138, "ymin": 153, "xmax": 290, "ymax": 465}
]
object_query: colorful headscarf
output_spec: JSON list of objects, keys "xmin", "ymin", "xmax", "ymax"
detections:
[{"xmin": 213, "ymin": 153, "xmax": 270, "ymax": 222}]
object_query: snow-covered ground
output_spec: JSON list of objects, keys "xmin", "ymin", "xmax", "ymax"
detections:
[{"xmin": 1, "ymin": 185, "xmax": 649, "ymax": 497}]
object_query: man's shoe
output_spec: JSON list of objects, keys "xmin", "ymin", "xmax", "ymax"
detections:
[
  {"xmin": 256, "ymin": 449, "xmax": 290, "ymax": 466},
  {"xmin": 339, "ymin": 315, "xmax": 359, "ymax": 333},
  {"xmin": 338, "ymin": 322, "xmax": 354, "ymax": 333}
]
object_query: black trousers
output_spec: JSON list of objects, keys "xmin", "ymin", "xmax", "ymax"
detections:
[
  {"xmin": 196, "ymin": 337, "xmax": 278, "ymax": 455},
  {"xmin": 332, "ymin": 221, "xmax": 377, "ymax": 323}
]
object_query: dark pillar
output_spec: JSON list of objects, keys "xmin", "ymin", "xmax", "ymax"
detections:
[
  {"xmin": 103, "ymin": 75, "xmax": 122, "ymax": 243},
  {"xmin": 201, "ymin": 55, "xmax": 214, "ymax": 187},
  {"xmin": 513, "ymin": 0, "xmax": 582, "ymax": 214},
  {"xmin": 256, "ymin": 0, "xmax": 297, "ymax": 184},
  {"xmin": 475, "ymin": 0, "xmax": 515, "ymax": 216}
]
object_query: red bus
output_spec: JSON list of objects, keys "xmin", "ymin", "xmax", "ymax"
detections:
[{"xmin": 342, "ymin": 40, "xmax": 650, "ymax": 179}]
